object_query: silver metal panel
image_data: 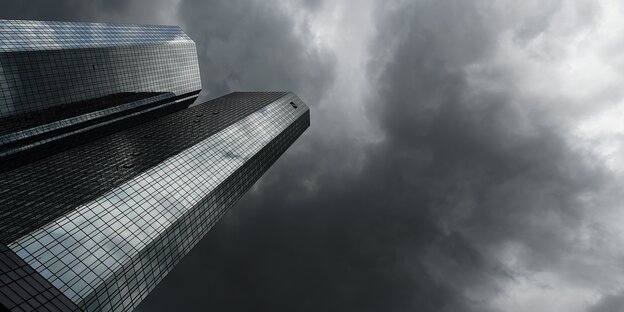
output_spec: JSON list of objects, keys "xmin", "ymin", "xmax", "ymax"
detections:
[{"xmin": 9, "ymin": 93, "xmax": 309, "ymax": 312}]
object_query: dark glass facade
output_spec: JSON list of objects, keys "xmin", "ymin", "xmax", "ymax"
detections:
[
  {"xmin": 0, "ymin": 20, "xmax": 310, "ymax": 312},
  {"xmin": 0, "ymin": 19, "xmax": 202, "ymax": 171}
]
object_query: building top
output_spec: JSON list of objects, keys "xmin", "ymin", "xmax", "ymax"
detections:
[
  {"xmin": 0, "ymin": 18, "xmax": 311, "ymax": 312},
  {"xmin": 0, "ymin": 19, "xmax": 191, "ymax": 52},
  {"xmin": 0, "ymin": 19, "xmax": 201, "ymax": 171},
  {"xmin": 0, "ymin": 92, "xmax": 301, "ymax": 244}
]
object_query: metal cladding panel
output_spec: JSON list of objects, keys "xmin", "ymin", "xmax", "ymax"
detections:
[
  {"xmin": 0, "ymin": 19, "xmax": 201, "ymax": 124},
  {"xmin": 0, "ymin": 19, "xmax": 311, "ymax": 312},
  {"xmin": 0, "ymin": 243, "xmax": 81, "ymax": 311},
  {"xmin": 0, "ymin": 20, "xmax": 202, "ymax": 170},
  {"xmin": 7, "ymin": 92, "xmax": 310, "ymax": 311},
  {"xmin": 0, "ymin": 92, "xmax": 288, "ymax": 244},
  {"xmin": 0, "ymin": 20, "xmax": 191, "ymax": 52}
]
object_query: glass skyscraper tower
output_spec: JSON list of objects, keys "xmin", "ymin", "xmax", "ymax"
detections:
[{"xmin": 0, "ymin": 20, "xmax": 310, "ymax": 312}]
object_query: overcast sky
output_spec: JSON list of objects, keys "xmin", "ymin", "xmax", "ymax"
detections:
[{"xmin": 3, "ymin": 0, "xmax": 624, "ymax": 311}]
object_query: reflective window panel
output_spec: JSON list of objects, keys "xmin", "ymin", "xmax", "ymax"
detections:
[
  {"xmin": 6, "ymin": 92, "xmax": 309, "ymax": 312},
  {"xmin": 0, "ymin": 19, "xmax": 201, "ymax": 171}
]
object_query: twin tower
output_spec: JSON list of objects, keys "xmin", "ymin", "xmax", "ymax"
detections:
[{"xmin": 0, "ymin": 19, "xmax": 309, "ymax": 312}]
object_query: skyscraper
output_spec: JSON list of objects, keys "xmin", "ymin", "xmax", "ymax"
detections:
[{"xmin": 0, "ymin": 19, "xmax": 310, "ymax": 312}]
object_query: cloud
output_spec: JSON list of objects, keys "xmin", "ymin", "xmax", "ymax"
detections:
[
  {"xmin": 2, "ymin": 0, "xmax": 624, "ymax": 311},
  {"xmin": 590, "ymin": 292, "xmax": 624, "ymax": 312},
  {"xmin": 0, "ymin": 0, "xmax": 177, "ymax": 25},
  {"xmin": 364, "ymin": 1, "xmax": 624, "ymax": 311},
  {"xmin": 140, "ymin": 0, "xmax": 624, "ymax": 311},
  {"xmin": 176, "ymin": 0, "xmax": 335, "ymax": 104}
]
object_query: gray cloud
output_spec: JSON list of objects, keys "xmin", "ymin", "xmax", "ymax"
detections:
[
  {"xmin": 139, "ymin": 1, "xmax": 619, "ymax": 311},
  {"xmin": 590, "ymin": 292, "xmax": 624, "ymax": 312},
  {"xmin": 1, "ymin": 0, "xmax": 622, "ymax": 311},
  {"xmin": 361, "ymin": 0, "xmax": 616, "ymax": 309},
  {"xmin": 0, "ymin": 0, "xmax": 176, "ymax": 25},
  {"xmin": 141, "ymin": 0, "xmax": 612, "ymax": 311},
  {"xmin": 177, "ymin": 0, "xmax": 335, "ymax": 104},
  {"xmin": 0, "ymin": 0, "xmax": 124, "ymax": 21}
]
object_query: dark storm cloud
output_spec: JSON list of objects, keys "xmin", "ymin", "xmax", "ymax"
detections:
[
  {"xmin": 0, "ymin": 0, "xmax": 183, "ymax": 26},
  {"xmin": 176, "ymin": 0, "xmax": 335, "ymax": 103},
  {"xmin": 140, "ymin": 1, "xmax": 611, "ymax": 311},
  {"xmin": 0, "ymin": 0, "xmax": 616, "ymax": 311},
  {"xmin": 361, "ymin": 0, "xmax": 609, "ymax": 307},
  {"xmin": 0, "ymin": 0, "xmax": 125, "ymax": 22},
  {"xmin": 590, "ymin": 292, "xmax": 624, "ymax": 312},
  {"xmin": 371, "ymin": 0, "xmax": 599, "ymax": 255}
]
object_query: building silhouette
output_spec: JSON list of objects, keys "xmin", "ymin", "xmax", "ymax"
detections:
[{"xmin": 0, "ymin": 19, "xmax": 309, "ymax": 312}]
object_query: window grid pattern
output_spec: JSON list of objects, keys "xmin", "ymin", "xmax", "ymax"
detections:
[
  {"xmin": 0, "ymin": 42, "xmax": 200, "ymax": 126},
  {"xmin": 9, "ymin": 94, "xmax": 309, "ymax": 311},
  {"xmin": 0, "ymin": 92, "xmax": 286, "ymax": 244},
  {"xmin": 81, "ymin": 111, "xmax": 309, "ymax": 312},
  {"xmin": 0, "ymin": 93, "xmax": 196, "ymax": 160},
  {"xmin": 0, "ymin": 243, "xmax": 81, "ymax": 312},
  {"xmin": 0, "ymin": 92, "xmax": 174, "ymax": 147},
  {"xmin": 0, "ymin": 19, "xmax": 201, "ymax": 151},
  {"xmin": 0, "ymin": 20, "xmax": 190, "ymax": 52}
]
